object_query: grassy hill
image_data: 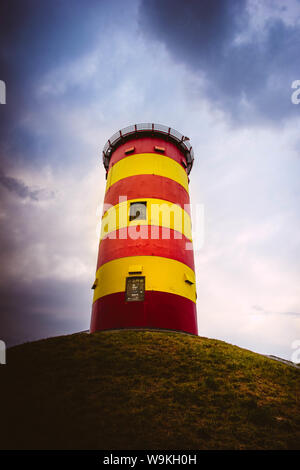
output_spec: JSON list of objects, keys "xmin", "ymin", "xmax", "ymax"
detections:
[{"xmin": 1, "ymin": 329, "xmax": 299, "ymax": 450}]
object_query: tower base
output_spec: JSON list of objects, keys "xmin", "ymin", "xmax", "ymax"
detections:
[{"xmin": 90, "ymin": 291, "xmax": 198, "ymax": 335}]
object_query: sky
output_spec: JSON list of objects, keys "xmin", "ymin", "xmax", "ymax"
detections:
[{"xmin": 0, "ymin": 0, "xmax": 300, "ymax": 360}]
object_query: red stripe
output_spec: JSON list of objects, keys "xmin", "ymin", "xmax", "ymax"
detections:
[
  {"xmin": 90, "ymin": 290, "xmax": 198, "ymax": 335},
  {"xmin": 97, "ymin": 227, "xmax": 195, "ymax": 270},
  {"xmin": 104, "ymin": 174, "xmax": 190, "ymax": 216},
  {"xmin": 108, "ymin": 137, "xmax": 188, "ymax": 171}
]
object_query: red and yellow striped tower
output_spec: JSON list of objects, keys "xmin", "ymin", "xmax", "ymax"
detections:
[{"xmin": 90, "ymin": 123, "xmax": 198, "ymax": 335}]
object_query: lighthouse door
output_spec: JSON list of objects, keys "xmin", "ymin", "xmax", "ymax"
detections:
[{"xmin": 125, "ymin": 276, "xmax": 145, "ymax": 302}]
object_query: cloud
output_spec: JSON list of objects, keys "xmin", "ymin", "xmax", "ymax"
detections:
[
  {"xmin": 138, "ymin": 0, "xmax": 300, "ymax": 124},
  {"xmin": 252, "ymin": 305, "xmax": 300, "ymax": 316},
  {"xmin": 0, "ymin": 169, "xmax": 54, "ymax": 201}
]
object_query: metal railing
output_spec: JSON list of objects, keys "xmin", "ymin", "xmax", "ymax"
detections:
[{"xmin": 102, "ymin": 123, "xmax": 194, "ymax": 174}]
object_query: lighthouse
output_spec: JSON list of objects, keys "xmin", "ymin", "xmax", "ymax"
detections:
[{"xmin": 90, "ymin": 123, "xmax": 198, "ymax": 335}]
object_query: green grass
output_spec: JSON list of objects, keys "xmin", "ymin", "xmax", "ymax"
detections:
[{"xmin": 1, "ymin": 329, "xmax": 299, "ymax": 450}]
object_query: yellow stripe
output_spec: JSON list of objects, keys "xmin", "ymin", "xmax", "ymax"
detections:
[
  {"xmin": 100, "ymin": 198, "xmax": 192, "ymax": 241},
  {"xmin": 106, "ymin": 153, "xmax": 189, "ymax": 193},
  {"xmin": 93, "ymin": 256, "xmax": 196, "ymax": 303}
]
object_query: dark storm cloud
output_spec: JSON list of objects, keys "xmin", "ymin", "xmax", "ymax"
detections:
[
  {"xmin": 0, "ymin": 169, "xmax": 54, "ymax": 200},
  {"xmin": 0, "ymin": 0, "xmax": 105, "ymax": 92},
  {"xmin": 0, "ymin": 278, "xmax": 90, "ymax": 347},
  {"xmin": 0, "ymin": 0, "xmax": 111, "ymax": 166},
  {"xmin": 138, "ymin": 0, "xmax": 300, "ymax": 123},
  {"xmin": 0, "ymin": 183, "xmax": 92, "ymax": 346}
]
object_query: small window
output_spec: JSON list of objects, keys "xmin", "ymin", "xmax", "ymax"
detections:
[
  {"xmin": 125, "ymin": 276, "xmax": 145, "ymax": 302},
  {"xmin": 125, "ymin": 146, "xmax": 135, "ymax": 155},
  {"xmin": 129, "ymin": 201, "xmax": 147, "ymax": 221},
  {"xmin": 154, "ymin": 146, "xmax": 165, "ymax": 153}
]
